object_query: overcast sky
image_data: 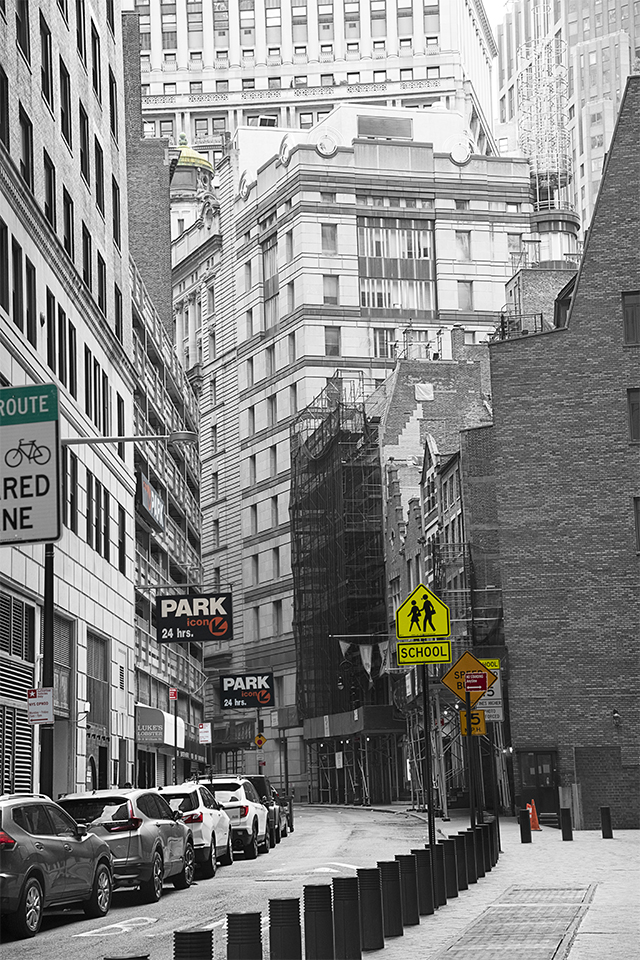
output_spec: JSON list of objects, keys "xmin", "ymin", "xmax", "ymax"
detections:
[{"xmin": 482, "ymin": 0, "xmax": 509, "ymax": 32}]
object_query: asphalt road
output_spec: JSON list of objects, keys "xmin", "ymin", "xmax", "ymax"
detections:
[{"xmin": 1, "ymin": 805, "xmax": 431, "ymax": 960}]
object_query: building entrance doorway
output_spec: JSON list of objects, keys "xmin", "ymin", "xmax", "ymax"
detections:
[{"xmin": 519, "ymin": 750, "xmax": 558, "ymax": 816}]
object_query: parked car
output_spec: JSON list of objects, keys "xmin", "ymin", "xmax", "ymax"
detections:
[
  {"xmin": 202, "ymin": 777, "xmax": 269, "ymax": 859},
  {"xmin": 243, "ymin": 774, "xmax": 283, "ymax": 846},
  {"xmin": 159, "ymin": 783, "xmax": 233, "ymax": 877},
  {"xmin": 58, "ymin": 788, "xmax": 194, "ymax": 903},
  {"xmin": 0, "ymin": 793, "xmax": 113, "ymax": 938}
]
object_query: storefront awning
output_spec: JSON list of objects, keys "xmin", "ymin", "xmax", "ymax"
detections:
[{"xmin": 135, "ymin": 704, "xmax": 185, "ymax": 748}]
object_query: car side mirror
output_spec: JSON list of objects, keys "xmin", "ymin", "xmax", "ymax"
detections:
[
  {"xmin": 173, "ymin": 810, "xmax": 183, "ymax": 821},
  {"xmin": 75, "ymin": 823, "xmax": 88, "ymax": 837}
]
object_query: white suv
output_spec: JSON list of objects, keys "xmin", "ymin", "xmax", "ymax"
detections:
[
  {"xmin": 160, "ymin": 783, "xmax": 233, "ymax": 878},
  {"xmin": 202, "ymin": 777, "xmax": 270, "ymax": 859}
]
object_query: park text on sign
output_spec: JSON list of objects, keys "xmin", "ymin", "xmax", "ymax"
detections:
[
  {"xmin": 441, "ymin": 651, "xmax": 498, "ymax": 707},
  {"xmin": 27, "ymin": 687, "xmax": 54, "ymax": 724},
  {"xmin": 157, "ymin": 593, "xmax": 233, "ymax": 644},
  {"xmin": 0, "ymin": 385, "xmax": 61, "ymax": 545},
  {"xmin": 460, "ymin": 710, "xmax": 486, "ymax": 736},
  {"xmin": 396, "ymin": 640, "xmax": 452, "ymax": 664},
  {"xmin": 220, "ymin": 674, "xmax": 275, "ymax": 709},
  {"xmin": 395, "ymin": 583, "xmax": 450, "ymax": 640}
]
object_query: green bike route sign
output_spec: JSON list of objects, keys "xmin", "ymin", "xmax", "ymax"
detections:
[{"xmin": 0, "ymin": 384, "xmax": 61, "ymax": 545}]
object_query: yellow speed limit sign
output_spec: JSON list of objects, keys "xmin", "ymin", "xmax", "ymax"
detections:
[
  {"xmin": 460, "ymin": 710, "xmax": 486, "ymax": 736},
  {"xmin": 396, "ymin": 640, "xmax": 452, "ymax": 664}
]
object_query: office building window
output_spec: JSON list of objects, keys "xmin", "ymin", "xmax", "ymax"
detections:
[
  {"xmin": 86, "ymin": 469, "xmax": 94, "ymax": 546},
  {"xmin": 107, "ymin": 0, "xmax": 115, "ymax": 34},
  {"xmin": 248, "ymin": 405, "xmax": 255, "ymax": 435},
  {"xmin": 623, "ymin": 292, "xmax": 640, "ymax": 344},
  {"xmin": 117, "ymin": 392, "xmax": 125, "ymax": 459},
  {"xmin": 114, "ymin": 283, "xmax": 122, "ymax": 341},
  {"xmin": 25, "ymin": 258, "xmax": 36, "ymax": 348},
  {"xmin": 18, "ymin": 105, "xmax": 34, "ymax": 191},
  {"xmin": 325, "ymin": 326, "xmax": 341, "ymax": 356},
  {"xmin": 57, "ymin": 306, "xmax": 67, "ymax": 384},
  {"xmin": 321, "ymin": 223, "xmax": 337, "ymax": 253},
  {"xmin": 112, "ymin": 178, "xmax": 121, "ymax": 248},
  {"xmin": 0, "ymin": 218, "xmax": 7, "ymax": 314},
  {"xmin": 628, "ymin": 389, "xmax": 640, "ymax": 441},
  {"xmin": 271, "ymin": 495, "xmax": 278, "ymax": 527},
  {"xmin": 94, "ymin": 139, "xmax": 104, "ymax": 214},
  {"xmin": 44, "ymin": 151, "xmax": 57, "ymax": 228},
  {"xmin": 68, "ymin": 450, "xmax": 78, "ymax": 533},
  {"xmin": 250, "ymin": 504, "xmax": 258, "ymax": 535},
  {"xmin": 82, "ymin": 224, "xmax": 92, "ymax": 289},
  {"xmin": 267, "ymin": 394, "xmax": 277, "ymax": 426},
  {"xmin": 118, "ymin": 506, "xmax": 126, "ymax": 573},
  {"xmin": 0, "ymin": 66, "xmax": 9, "ymax": 149},
  {"xmin": 12, "ymin": 239, "xmax": 23, "ymax": 332},
  {"xmin": 273, "ymin": 599, "xmax": 283, "ymax": 636},
  {"xmin": 272, "ymin": 546, "xmax": 280, "ymax": 580},
  {"xmin": 458, "ymin": 280, "xmax": 473, "ymax": 311},
  {"xmin": 63, "ymin": 188, "xmax": 74, "ymax": 257},
  {"xmin": 456, "ymin": 231, "xmax": 471, "ymax": 260},
  {"xmin": 91, "ymin": 22, "xmax": 101, "ymax": 100},
  {"xmin": 69, "ymin": 322, "xmax": 77, "ymax": 397},
  {"xmin": 323, "ymin": 275, "xmax": 339, "ymax": 304},
  {"xmin": 97, "ymin": 253, "xmax": 106, "ymax": 314},
  {"xmin": 270, "ymin": 444, "xmax": 277, "ymax": 476},
  {"xmin": 290, "ymin": 383, "xmax": 297, "ymax": 413},
  {"xmin": 79, "ymin": 102, "xmax": 90, "ymax": 183},
  {"xmin": 45, "ymin": 288, "xmax": 56, "ymax": 369},
  {"xmin": 60, "ymin": 58, "xmax": 72, "ymax": 146},
  {"xmin": 374, "ymin": 327, "xmax": 395, "ymax": 358},
  {"xmin": 41, "ymin": 14, "xmax": 54, "ymax": 107},
  {"xmin": 634, "ymin": 497, "xmax": 640, "ymax": 551},
  {"xmin": 108, "ymin": 68, "xmax": 118, "ymax": 140},
  {"xmin": 76, "ymin": 0, "xmax": 86, "ymax": 61},
  {"xmin": 16, "ymin": 0, "xmax": 31, "ymax": 61}
]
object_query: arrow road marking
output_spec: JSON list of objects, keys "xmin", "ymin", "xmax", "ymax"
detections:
[{"xmin": 74, "ymin": 916, "xmax": 158, "ymax": 937}]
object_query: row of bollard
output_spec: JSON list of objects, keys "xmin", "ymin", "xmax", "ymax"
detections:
[
  {"xmin": 519, "ymin": 804, "xmax": 615, "ymax": 844},
  {"xmin": 163, "ymin": 819, "xmax": 500, "ymax": 960}
]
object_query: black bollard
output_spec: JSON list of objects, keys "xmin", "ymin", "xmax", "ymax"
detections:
[
  {"xmin": 429, "ymin": 843, "xmax": 447, "ymax": 906},
  {"xmin": 410, "ymin": 848, "xmax": 435, "ymax": 915},
  {"xmin": 561, "ymin": 807, "xmax": 573, "ymax": 841},
  {"xmin": 304, "ymin": 885, "xmax": 334, "ymax": 960},
  {"xmin": 377, "ymin": 860, "xmax": 403, "ymax": 938},
  {"xmin": 487, "ymin": 818, "xmax": 498, "ymax": 865},
  {"xmin": 269, "ymin": 899, "xmax": 302, "ymax": 960},
  {"xmin": 479, "ymin": 824, "xmax": 492, "ymax": 872},
  {"xmin": 227, "ymin": 913, "xmax": 262, "ymax": 960},
  {"xmin": 174, "ymin": 928, "xmax": 213, "ymax": 959},
  {"xmin": 459, "ymin": 830, "xmax": 477, "ymax": 884},
  {"xmin": 518, "ymin": 808, "xmax": 532, "ymax": 844},
  {"xmin": 356, "ymin": 868, "xmax": 384, "ymax": 952},
  {"xmin": 332, "ymin": 876, "xmax": 361, "ymax": 960},
  {"xmin": 451, "ymin": 834, "xmax": 468, "ymax": 891},
  {"xmin": 601, "ymin": 806, "xmax": 613, "ymax": 839},
  {"xmin": 439, "ymin": 840, "xmax": 459, "ymax": 899},
  {"xmin": 470, "ymin": 828, "xmax": 485, "ymax": 878},
  {"xmin": 395, "ymin": 854, "xmax": 420, "ymax": 926}
]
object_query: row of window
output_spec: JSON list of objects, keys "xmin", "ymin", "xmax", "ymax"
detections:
[{"xmin": 61, "ymin": 449, "xmax": 127, "ymax": 573}]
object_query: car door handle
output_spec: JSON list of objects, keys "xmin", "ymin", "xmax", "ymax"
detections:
[
  {"xmin": 64, "ymin": 843, "xmax": 72, "ymax": 851},
  {"xmin": 34, "ymin": 842, "xmax": 44, "ymax": 850}
]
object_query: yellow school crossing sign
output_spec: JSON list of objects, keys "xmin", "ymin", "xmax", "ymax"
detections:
[
  {"xmin": 396, "ymin": 584, "xmax": 450, "ymax": 639},
  {"xmin": 395, "ymin": 584, "xmax": 451, "ymax": 664}
]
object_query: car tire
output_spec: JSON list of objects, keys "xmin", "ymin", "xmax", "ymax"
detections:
[
  {"xmin": 275, "ymin": 821, "xmax": 281, "ymax": 844},
  {"xmin": 83, "ymin": 863, "xmax": 113, "ymax": 918},
  {"xmin": 173, "ymin": 841, "xmax": 195, "ymax": 889},
  {"xmin": 140, "ymin": 850, "xmax": 164, "ymax": 903},
  {"xmin": 244, "ymin": 825, "xmax": 259, "ymax": 860},
  {"xmin": 11, "ymin": 876, "xmax": 44, "ymax": 939},
  {"xmin": 259, "ymin": 825, "xmax": 271, "ymax": 854},
  {"xmin": 200, "ymin": 835, "xmax": 217, "ymax": 879},
  {"xmin": 281, "ymin": 818, "xmax": 288, "ymax": 838},
  {"xmin": 219, "ymin": 834, "xmax": 234, "ymax": 867},
  {"xmin": 269, "ymin": 824, "xmax": 277, "ymax": 848}
]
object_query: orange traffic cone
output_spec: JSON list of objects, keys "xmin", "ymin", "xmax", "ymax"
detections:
[{"xmin": 527, "ymin": 799, "xmax": 542, "ymax": 831}]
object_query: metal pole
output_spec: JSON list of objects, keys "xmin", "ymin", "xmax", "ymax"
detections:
[
  {"xmin": 465, "ymin": 690, "xmax": 476, "ymax": 829},
  {"xmin": 421, "ymin": 664, "xmax": 436, "ymax": 847},
  {"xmin": 174, "ymin": 695, "xmax": 178, "ymax": 784},
  {"xmin": 40, "ymin": 543, "xmax": 55, "ymax": 799},
  {"xmin": 487, "ymin": 725, "xmax": 502, "ymax": 852}
]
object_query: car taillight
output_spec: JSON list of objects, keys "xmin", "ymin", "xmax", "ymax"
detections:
[
  {"xmin": 182, "ymin": 812, "xmax": 203, "ymax": 824},
  {"xmin": 240, "ymin": 805, "xmax": 249, "ymax": 818},
  {"xmin": 105, "ymin": 817, "xmax": 142, "ymax": 832},
  {"xmin": 0, "ymin": 830, "xmax": 16, "ymax": 849}
]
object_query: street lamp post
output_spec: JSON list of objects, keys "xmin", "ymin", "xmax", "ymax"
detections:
[{"xmin": 39, "ymin": 430, "xmax": 198, "ymax": 798}]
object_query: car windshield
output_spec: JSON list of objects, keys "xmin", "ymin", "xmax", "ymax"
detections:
[
  {"xmin": 59, "ymin": 797, "xmax": 129, "ymax": 824},
  {"xmin": 163, "ymin": 792, "xmax": 197, "ymax": 813},
  {"xmin": 207, "ymin": 782, "xmax": 242, "ymax": 802}
]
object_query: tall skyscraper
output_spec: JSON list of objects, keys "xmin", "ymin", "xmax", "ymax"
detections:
[{"xmin": 496, "ymin": 0, "xmax": 639, "ymax": 229}]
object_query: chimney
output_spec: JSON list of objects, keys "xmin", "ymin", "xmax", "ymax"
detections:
[{"xmin": 451, "ymin": 324, "xmax": 466, "ymax": 360}]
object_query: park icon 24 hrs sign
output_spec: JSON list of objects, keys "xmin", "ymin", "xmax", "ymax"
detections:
[
  {"xmin": 220, "ymin": 674, "xmax": 275, "ymax": 709},
  {"xmin": 157, "ymin": 593, "xmax": 233, "ymax": 644},
  {"xmin": 0, "ymin": 384, "xmax": 61, "ymax": 544}
]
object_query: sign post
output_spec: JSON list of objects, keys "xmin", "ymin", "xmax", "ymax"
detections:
[
  {"xmin": 395, "ymin": 583, "xmax": 451, "ymax": 848},
  {"xmin": 170, "ymin": 688, "xmax": 178, "ymax": 784}
]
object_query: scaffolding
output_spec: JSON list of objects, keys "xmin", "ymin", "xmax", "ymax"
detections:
[
  {"xmin": 290, "ymin": 374, "xmax": 388, "ymax": 721},
  {"xmin": 516, "ymin": 3, "xmax": 573, "ymax": 211}
]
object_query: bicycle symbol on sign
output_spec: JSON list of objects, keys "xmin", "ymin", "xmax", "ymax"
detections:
[{"xmin": 4, "ymin": 439, "xmax": 51, "ymax": 468}]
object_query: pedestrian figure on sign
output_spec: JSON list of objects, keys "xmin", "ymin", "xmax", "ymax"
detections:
[
  {"xmin": 422, "ymin": 595, "xmax": 436, "ymax": 631},
  {"xmin": 408, "ymin": 600, "xmax": 422, "ymax": 631}
]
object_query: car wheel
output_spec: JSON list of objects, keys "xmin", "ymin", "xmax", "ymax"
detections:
[
  {"xmin": 140, "ymin": 851, "xmax": 164, "ymax": 903},
  {"xmin": 259, "ymin": 824, "xmax": 271, "ymax": 854},
  {"xmin": 12, "ymin": 876, "xmax": 43, "ymax": 938},
  {"xmin": 173, "ymin": 841, "xmax": 195, "ymax": 889},
  {"xmin": 281, "ymin": 818, "xmax": 288, "ymax": 838},
  {"xmin": 200, "ymin": 835, "xmax": 217, "ymax": 879},
  {"xmin": 275, "ymin": 821, "xmax": 282, "ymax": 844},
  {"xmin": 244, "ymin": 825, "xmax": 259, "ymax": 860},
  {"xmin": 219, "ymin": 833, "xmax": 234, "ymax": 867},
  {"xmin": 83, "ymin": 863, "xmax": 113, "ymax": 918}
]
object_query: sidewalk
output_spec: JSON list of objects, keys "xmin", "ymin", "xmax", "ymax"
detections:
[{"xmin": 360, "ymin": 806, "xmax": 640, "ymax": 960}]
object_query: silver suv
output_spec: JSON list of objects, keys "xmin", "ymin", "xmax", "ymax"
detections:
[
  {"xmin": 58, "ymin": 788, "xmax": 194, "ymax": 902},
  {"xmin": 0, "ymin": 793, "xmax": 113, "ymax": 938}
]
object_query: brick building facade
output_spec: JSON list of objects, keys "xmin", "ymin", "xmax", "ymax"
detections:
[{"xmin": 489, "ymin": 77, "xmax": 640, "ymax": 829}]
